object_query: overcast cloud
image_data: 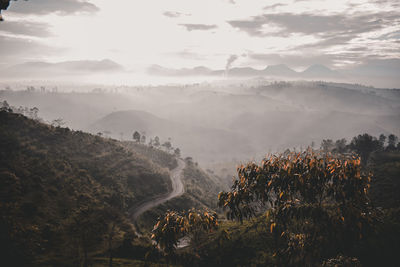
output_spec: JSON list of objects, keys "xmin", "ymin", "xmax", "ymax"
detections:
[
  {"xmin": 6, "ymin": 0, "xmax": 99, "ymax": 15},
  {"xmin": 0, "ymin": 20, "xmax": 52, "ymax": 37}
]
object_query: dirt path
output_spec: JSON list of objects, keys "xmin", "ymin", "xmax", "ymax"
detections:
[{"xmin": 130, "ymin": 159, "xmax": 185, "ymax": 221}]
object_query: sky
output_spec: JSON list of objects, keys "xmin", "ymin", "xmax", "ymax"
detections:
[{"xmin": 0, "ymin": 0, "xmax": 399, "ymax": 74}]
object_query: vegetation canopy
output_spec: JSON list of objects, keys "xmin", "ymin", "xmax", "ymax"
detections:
[
  {"xmin": 218, "ymin": 150, "xmax": 377, "ymax": 265},
  {"xmin": 151, "ymin": 209, "xmax": 218, "ymax": 257}
]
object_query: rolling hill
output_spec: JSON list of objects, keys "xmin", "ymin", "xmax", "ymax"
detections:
[
  {"xmin": 0, "ymin": 108, "xmax": 230, "ymax": 266},
  {"xmin": 90, "ymin": 109, "xmax": 253, "ymax": 162}
]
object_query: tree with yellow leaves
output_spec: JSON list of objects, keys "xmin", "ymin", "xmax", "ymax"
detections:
[
  {"xmin": 151, "ymin": 209, "xmax": 218, "ymax": 263},
  {"xmin": 218, "ymin": 150, "xmax": 377, "ymax": 266}
]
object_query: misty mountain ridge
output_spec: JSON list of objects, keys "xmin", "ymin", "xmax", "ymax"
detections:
[
  {"xmin": 149, "ymin": 63, "xmax": 341, "ymax": 79},
  {"xmin": 3, "ymin": 78, "xmax": 397, "ymax": 163},
  {"xmin": 89, "ymin": 109, "xmax": 253, "ymax": 162},
  {"xmin": 1, "ymin": 58, "xmax": 399, "ymax": 88},
  {"xmin": 147, "ymin": 59, "xmax": 400, "ymax": 88},
  {"xmin": 301, "ymin": 64, "xmax": 342, "ymax": 78},
  {"xmin": 262, "ymin": 64, "xmax": 299, "ymax": 76}
]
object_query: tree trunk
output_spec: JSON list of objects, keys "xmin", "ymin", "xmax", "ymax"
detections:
[
  {"xmin": 108, "ymin": 224, "xmax": 115, "ymax": 267},
  {"xmin": 83, "ymin": 246, "xmax": 88, "ymax": 267}
]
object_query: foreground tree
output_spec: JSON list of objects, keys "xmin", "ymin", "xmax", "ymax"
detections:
[
  {"xmin": 218, "ymin": 150, "xmax": 376, "ymax": 266},
  {"xmin": 65, "ymin": 207, "xmax": 108, "ymax": 267},
  {"xmin": 151, "ymin": 209, "xmax": 218, "ymax": 263}
]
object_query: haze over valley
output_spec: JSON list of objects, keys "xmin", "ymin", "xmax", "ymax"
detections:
[
  {"xmin": 1, "ymin": 80, "xmax": 399, "ymax": 165},
  {"xmin": 1, "ymin": 0, "xmax": 400, "ymax": 266}
]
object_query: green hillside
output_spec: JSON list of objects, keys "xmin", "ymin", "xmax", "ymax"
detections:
[{"xmin": 0, "ymin": 111, "xmax": 174, "ymax": 266}]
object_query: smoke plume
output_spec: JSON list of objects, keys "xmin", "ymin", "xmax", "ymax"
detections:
[{"xmin": 225, "ymin": 54, "xmax": 238, "ymax": 75}]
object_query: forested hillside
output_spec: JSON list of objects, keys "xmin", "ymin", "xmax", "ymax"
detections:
[{"xmin": 0, "ymin": 111, "xmax": 175, "ymax": 266}]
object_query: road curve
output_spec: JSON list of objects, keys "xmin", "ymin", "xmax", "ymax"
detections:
[{"xmin": 130, "ymin": 159, "xmax": 185, "ymax": 221}]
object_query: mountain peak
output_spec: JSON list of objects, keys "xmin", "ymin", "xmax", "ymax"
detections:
[
  {"xmin": 263, "ymin": 64, "xmax": 297, "ymax": 76},
  {"xmin": 301, "ymin": 64, "xmax": 340, "ymax": 78},
  {"xmin": 303, "ymin": 64, "xmax": 332, "ymax": 72}
]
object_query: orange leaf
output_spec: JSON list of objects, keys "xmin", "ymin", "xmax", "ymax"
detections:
[{"xmin": 270, "ymin": 223, "xmax": 276, "ymax": 233}]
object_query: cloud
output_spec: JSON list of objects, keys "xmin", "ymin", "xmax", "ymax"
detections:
[
  {"xmin": 163, "ymin": 11, "xmax": 189, "ymax": 18},
  {"xmin": 169, "ymin": 49, "xmax": 207, "ymax": 60},
  {"xmin": 351, "ymin": 58, "xmax": 400, "ymax": 77},
  {"xmin": 227, "ymin": 17, "xmax": 266, "ymax": 36},
  {"xmin": 263, "ymin": 3, "xmax": 285, "ymax": 10},
  {"xmin": 0, "ymin": 35, "xmax": 61, "ymax": 64},
  {"xmin": 228, "ymin": 11, "xmax": 399, "ymax": 47},
  {"xmin": 179, "ymin": 24, "xmax": 217, "ymax": 31},
  {"xmin": 7, "ymin": 0, "xmax": 99, "ymax": 15},
  {"xmin": 371, "ymin": 0, "xmax": 400, "ymax": 8},
  {"xmin": 247, "ymin": 52, "xmax": 358, "ymax": 69},
  {"xmin": 298, "ymin": 36, "xmax": 356, "ymax": 49},
  {"xmin": 0, "ymin": 59, "xmax": 124, "ymax": 79},
  {"xmin": 0, "ymin": 20, "xmax": 52, "ymax": 37}
]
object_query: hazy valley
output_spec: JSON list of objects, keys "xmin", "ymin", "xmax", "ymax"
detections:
[
  {"xmin": 1, "ymin": 0, "xmax": 400, "ymax": 266},
  {"xmin": 1, "ymin": 80, "xmax": 399, "ymax": 165}
]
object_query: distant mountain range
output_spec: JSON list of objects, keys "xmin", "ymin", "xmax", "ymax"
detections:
[
  {"xmin": 0, "ymin": 58, "xmax": 398, "ymax": 88},
  {"xmin": 148, "ymin": 63, "xmax": 343, "ymax": 79},
  {"xmin": 148, "ymin": 59, "xmax": 400, "ymax": 88}
]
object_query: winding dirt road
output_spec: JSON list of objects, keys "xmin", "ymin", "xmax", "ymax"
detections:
[{"xmin": 130, "ymin": 159, "xmax": 185, "ymax": 221}]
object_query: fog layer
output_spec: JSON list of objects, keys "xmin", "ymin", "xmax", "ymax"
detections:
[{"xmin": 1, "ymin": 80, "xmax": 399, "ymax": 164}]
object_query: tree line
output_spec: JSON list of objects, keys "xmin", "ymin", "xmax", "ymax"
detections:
[
  {"xmin": 132, "ymin": 130, "xmax": 181, "ymax": 158},
  {"xmin": 319, "ymin": 133, "xmax": 399, "ymax": 164}
]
